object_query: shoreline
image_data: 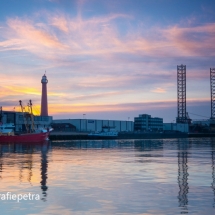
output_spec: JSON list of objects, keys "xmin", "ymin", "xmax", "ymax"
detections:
[{"xmin": 49, "ymin": 132, "xmax": 215, "ymax": 140}]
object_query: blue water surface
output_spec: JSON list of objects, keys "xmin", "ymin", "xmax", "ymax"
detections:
[{"xmin": 0, "ymin": 138, "xmax": 215, "ymax": 215}]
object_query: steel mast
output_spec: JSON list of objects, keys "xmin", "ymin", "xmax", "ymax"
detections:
[{"xmin": 177, "ymin": 64, "xmax": 187, "ymax": 123}]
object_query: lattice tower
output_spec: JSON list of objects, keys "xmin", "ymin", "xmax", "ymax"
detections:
[
  {"xmin": 210, "ymin": 68, "xmax": 215, "ymax": 119},
  {"xmin": 177, "ymin": 65, "xmax": 187, "ymax": 123}
]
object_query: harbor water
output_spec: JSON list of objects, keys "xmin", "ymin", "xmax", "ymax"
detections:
[{"xmin": 0, "ymin": 138, "xmax": 215, "ymax": 214}]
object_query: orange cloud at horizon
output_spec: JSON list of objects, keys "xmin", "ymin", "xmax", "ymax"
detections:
[
  {"xmin": 0, "ymin": 85, "xmax": 64, "ymax": 98},
  {"xmin": 46, "ymin": 98, "xmax": 209, "ymax": 115}
]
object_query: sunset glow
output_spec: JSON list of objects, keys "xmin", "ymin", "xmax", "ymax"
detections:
[{"xmin": 0, "ymin": 0, "xmax": 214, "ymax": 122}]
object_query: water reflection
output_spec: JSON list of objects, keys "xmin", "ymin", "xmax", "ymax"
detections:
[
  {"xmin": 18, "ymin": 152, "xmax": 33, "ymax": 184},
  {"xmin": 0, "ymin": 139, "xmax": 215, "ymax": 214},
  {"xmin": 177, "ymin": 139, "xmax": 190, "ymax": 214},
  {"xmin": 0, "ymin": 145, "xmax": 3, "ymax": 180},
  {"xmin": 51, "ymin": 140, "xmax": 133, "ymax": 149},
  {"xmin": 134, "ymin": 139, "xmax": 163, "ymax": 151},
  {"xmin": 211, "ymin": 139, "xmax": 215, "ymax": 208},
  {"xmin": 0, "ymin": 142, "xmax": 50, "ymax": 201},
  {"xmin": 41, "ymin": 143, "xmax": 49, "ymax": 201}
]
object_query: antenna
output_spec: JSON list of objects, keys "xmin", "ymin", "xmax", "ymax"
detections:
[
  {"xmin": 29, "ymin": 100, "xmax": 35, "ymax": 132},
  {"xmin": 19, "ymin": 100, "xmax": 29, "ymax": 133}
]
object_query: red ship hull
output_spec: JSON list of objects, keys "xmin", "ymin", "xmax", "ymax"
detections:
[{"xmin": 0, "ymin": 132, "xmax": 49, "ymax": 143}]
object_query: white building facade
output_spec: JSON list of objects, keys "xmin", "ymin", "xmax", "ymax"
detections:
[
  {"xmin": 134, "ymin": 114, "xmax": 163, "ymax": 131},
  {"xmin": 52, "ymin": 119, "xmax": 134, "ymax": 132}
]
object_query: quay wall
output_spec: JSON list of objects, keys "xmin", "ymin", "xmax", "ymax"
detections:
[{"xmin": 49, "ymin": 132, "xmax": 189, "ymax": 140}]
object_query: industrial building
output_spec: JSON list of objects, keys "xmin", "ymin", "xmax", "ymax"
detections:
[
  {"xmin": 163, "ymin": 123, "xmax": 189, "ymax": 133},
  {"xmin": 52, "ymin": 119, "xmax": 134, "ymax": 132},
  {"xmin": 51, "ymin": 122, "xmax": 76, "ymax": 132},
  {"xmin": 192, "ymin": 119, "xmax": 210, "ymax": 126},
  {"xmin": 1, "ymin": 110, "xmax": 52, "ymax": 132},
  {"xmin": 134, "ymin": 114, "xmax": 163, "ymax": 131}
]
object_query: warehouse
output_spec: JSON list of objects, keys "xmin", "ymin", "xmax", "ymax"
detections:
[
  {"xmin": 1, "ymin": 110, "xmax": 53, "ymax": 132},
  {"xmin": 52, "ymin": 119, "xmax": 134, "ymax": 132}
]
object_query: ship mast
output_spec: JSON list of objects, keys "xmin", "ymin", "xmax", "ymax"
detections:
[
  {"xmin": 19, "ymin": 100, "xmax": 29, "ymax": 133},
  {"xmin": 29, "ymin": 100, "xmax": 35, "ymax": 132}
]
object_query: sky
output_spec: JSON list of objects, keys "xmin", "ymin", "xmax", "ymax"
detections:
[{"xmin": 0, "ymin": 0, "xmax": 215, "ymax": 122}]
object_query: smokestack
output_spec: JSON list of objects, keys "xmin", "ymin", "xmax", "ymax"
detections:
[{"xmin": 41, "ymin": 74, "xmax": 48, "ymax": 116}]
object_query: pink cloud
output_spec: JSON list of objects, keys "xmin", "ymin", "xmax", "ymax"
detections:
[
  {"xmin": 50, "ymin": 16, "xmax": 69, "ymax": 32},
  {"xmin": 1, "ymin": 12, "xmax": 215, "ymax": 60},
  {"xmin": 163, "ymin": 23, "xmax": 215, "ymax": 56},
  {"xmin": 151, "ymin": 88, "xmax": 166, "ymax": 93},
  {"xmin": 47, "ymin": 98, "xmax": 210, "ymax": 115},
  {"xmin": 6, "ymin": 18, "xmax": 65, "ymax": 49}
]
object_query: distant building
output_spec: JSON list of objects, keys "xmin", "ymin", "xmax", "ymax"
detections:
[
  {"xmin": 192, "ymin": 119, "xmax": 210, "ymax": 126},
  {"xmin": 52, "ymin": 119, "xmax": 134, "ymax": 132},
  {"xmin": 1, "ymin": 110, "xmax": 52, "ymax": 132},
  {"xmin": 134, "ymin": 114, "xmax": 163, "ymax": 131},
  {"xmin": 189, "ymin": 119, "xmax": 211, "ymax": 133},
  {"xmin": 163, "ymin": 123, "xmax": 189, "ymax": 133},
  {"xmin": 51, "ymin": 122, "xmax": 76, "ymax": 132}
]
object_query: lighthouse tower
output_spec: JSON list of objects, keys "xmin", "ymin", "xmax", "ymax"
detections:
[{"xmin": 41, "ymin": 74, "xmax": 48, "ymax": 116}]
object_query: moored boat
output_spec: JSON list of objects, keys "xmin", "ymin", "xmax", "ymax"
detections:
[
  {"xmin": 0, "ymin": 101, "xmax": 53, "ymax": 143},
  {"xmin": 0, "ymin": 130, "xmax": 50, "ymax": 142},
  {"xmin": 88, "ymin": 126, "xmax": 118, "ymax": 137}
]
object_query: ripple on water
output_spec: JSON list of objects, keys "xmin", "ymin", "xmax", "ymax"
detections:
[{"xmin": 0, "ymin": 138, "xmax": 215, "ymax": 214}]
